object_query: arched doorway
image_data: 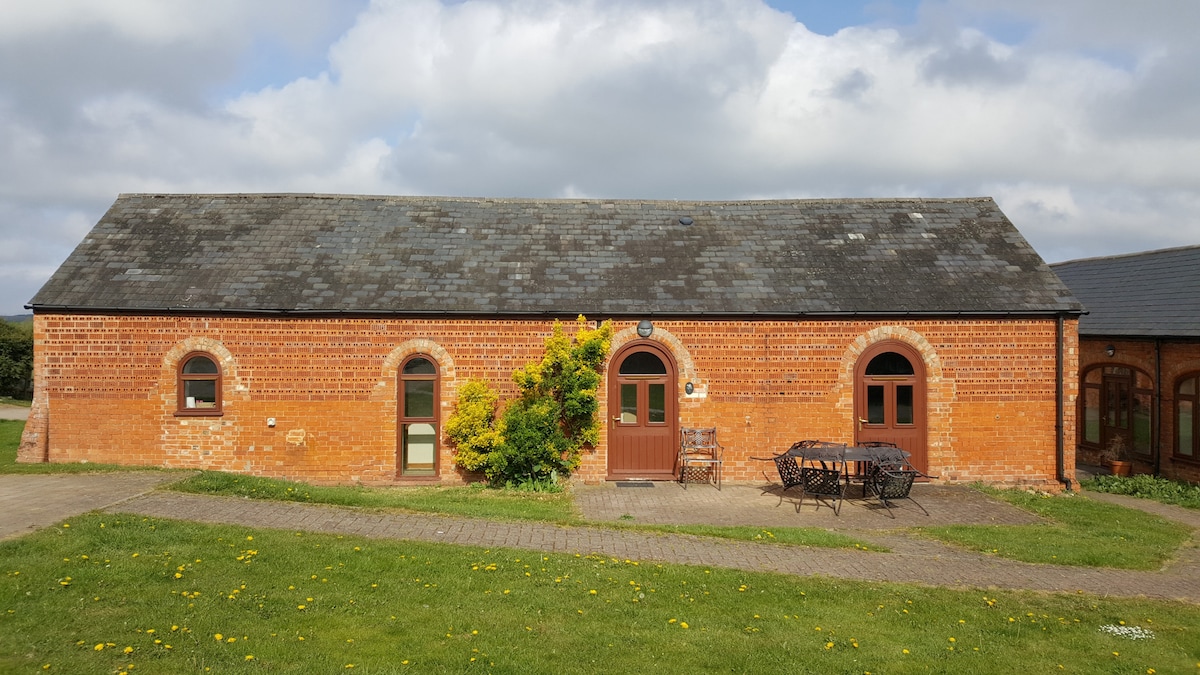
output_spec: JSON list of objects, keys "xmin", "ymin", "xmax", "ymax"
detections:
[
  {"xmin": 607, "ymin": 342, "xmax": 678, "ymax": 480},
  {"xmin": 855, "ymin": 341, "xmax": 928, "ymax": 474}
]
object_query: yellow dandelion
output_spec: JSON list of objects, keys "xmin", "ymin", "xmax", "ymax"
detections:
[
  {"xmin": 902, "ymin": 649, "xmax": 910, "ymax": 655},
  {"xmin": 214, "ymin": 634, "xmax": 223, "ymax": 641},
  {"xmin": 825, "ymin": 642, "xmax": 834, "ymax": 650},
  {"xmin": 123, "ymin": 646, "xmax": 133, "ymax": 654},
  {"xmin": 94, "ymin": 644, "xmax": 104, "ymax": 651},
  {"xmin": 245, "ymin": 655, "xmax": 255, "ymax": 661},
  {"xmin": 680, "ymin": 622, "xmax": 689, "ymax": 629}
]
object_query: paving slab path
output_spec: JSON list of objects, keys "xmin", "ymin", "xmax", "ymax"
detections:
[
  {"xmin": 105, "ymin": 486, "xmax": 1200, "ymax": 604},
  {"xmin": 0, "ymin": 473, "xmax": 179, "ymax": 540},
  {"xmin": 3, "ymin": 468, "xmax": 1197, "ymax": 603}
]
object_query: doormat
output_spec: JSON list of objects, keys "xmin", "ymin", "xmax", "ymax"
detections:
[{"xmin": 615, "ymin": 481, "xmax": 655, "ymax": 488}]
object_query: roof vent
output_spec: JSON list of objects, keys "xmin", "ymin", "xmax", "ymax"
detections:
[
  {"xmin": 678, "ymin": 216, "xmax": 694, "ymax": 226},
  {"xmin": 908, "ymin": 212, "xmax": 924, "ymax": 220}
]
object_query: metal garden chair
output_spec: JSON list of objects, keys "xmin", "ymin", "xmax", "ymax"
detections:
[
  {"xmin": 679, "ymin": 427, "xmax": 723, "ymax": 490},
  {"xmin": 752, "ymin": 440, "xmax": 820, "ymax": 508},
  {"xmin": 797, "ymin": 442, "xmax": 849, "ymax": 515}
]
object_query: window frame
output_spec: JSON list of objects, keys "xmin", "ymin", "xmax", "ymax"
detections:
[
  {"xmin": 1175, "ymin": 372, "xmax": 1200, "ymax": 462},
  {"xmin": 398, "ymin": 354, "xmax": 440, "ymax": 478},
  {"xmin": 176, "ymin": 352, "xmax": 223, "ymax": 417},
  {"xmin": 1079, "ymin": 364, "xmax": 1154, "ymax": 456}
]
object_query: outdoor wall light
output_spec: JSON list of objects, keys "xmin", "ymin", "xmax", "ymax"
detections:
[
  {"xmin": 637, "ymin": 319, "xmax": 654, "ymax": 338},
  {"xmin": 1105, "ymin": 345, "xmax": 1116, "ymax": 358},
  {"xmin": 685, "ymin": 382, "xmax": 694, "ymax": 395}
]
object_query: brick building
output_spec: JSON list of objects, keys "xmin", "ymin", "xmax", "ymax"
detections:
[
  {"xmin": 1052, "ymin": 246, "xmax": 1200, "ymax": 483},
  {"xmin": 21, "ymin": 194, "xmax": 1083, "ymax": 488}
]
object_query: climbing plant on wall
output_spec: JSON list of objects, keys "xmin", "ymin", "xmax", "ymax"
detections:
[{"xmin": 447, "ymin": 316, "xmax": 612, "ymax": 488}]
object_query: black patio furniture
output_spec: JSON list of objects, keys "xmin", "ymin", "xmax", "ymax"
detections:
[
  {"xmin": 678, "ymin": 427, "xmax": 723, "ymax": 490},
  {"xmin": 752, "ymin": 440, "xmax": 820, "ymax": 508},
  {"xmin": 796, "ymin": 442, "xmax": 849, "ymax": 515},
  {"xmin": 863, "ymin": 445, "xmax": 938, "ymax": 518},
  {"xmin": 871, "ymin": 469, "xmax": 929, "ymax": 518}
]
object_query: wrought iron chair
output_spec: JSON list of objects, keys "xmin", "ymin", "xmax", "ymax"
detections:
[
  {"xmin": 797, "ymin": 442, "xmax": 848, "ymax": 515},
  {"xmin": 844, "ymin": 441, "xmax": 897, "ymax": 495},
  {"xmin": 864, "ymin": 445, "xmax": 937, "ymax": 518},
  {"xmin": 679, "ymin": 427, "xmax": 723, "ymax": 490},
  {"xmin": 871, "ymin": 469, "xmax": 927, "ymax": 518},
  {"xmin": 752, "ymin": 440, "xmax": 819, "ymax": 507}
]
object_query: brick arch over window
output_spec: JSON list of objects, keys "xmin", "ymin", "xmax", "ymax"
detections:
[
  {"xmin": 376, "ymin": 339, "xmax": 457, "ymax": 406},
  {"xmin": 610, "ymin": 325, "xmax": 699, "ymax": 395},
  {"xmin": 159, "ymin": 337, "xmax": 245, "ymax": 410},
  {"xmin": 837, "ymin": 327, "xmax": 953, "ymax": 467}
]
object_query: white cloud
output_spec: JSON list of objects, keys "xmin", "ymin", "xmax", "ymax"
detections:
[{"xmin": 1, "ymin": 0, "xmax": 1199, "ymax": 314}]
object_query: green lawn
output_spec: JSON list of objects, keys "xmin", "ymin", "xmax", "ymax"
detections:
[
  {"xmin": 3, "ymin": 514, "xmax": 1197, "ymax": 674},
  {"xmin": 919, "ymin": 487, "xmax": 1193, "ymax": 570}
]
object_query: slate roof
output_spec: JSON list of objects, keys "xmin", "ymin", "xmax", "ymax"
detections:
[
  {"xmin": 1051, "ymin": 245, "xmax": 1200, "ymax": 338},
  {"xmin": 29, "ymin": 193, "xmax": 1082, "ymax": 317}
]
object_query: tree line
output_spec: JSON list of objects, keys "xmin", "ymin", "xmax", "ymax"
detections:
[{"xmin": 0, "ymin": 318, "xmax": 33, "ymax": 399}]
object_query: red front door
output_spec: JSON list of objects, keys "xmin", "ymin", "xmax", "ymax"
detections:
[
  {"xmin": 607, "ymin": 343, "xmax": 677, "ymax": 480},
  {"xmin": 855, "ymin": 342, "xmax": 928, "ymax": 474}
]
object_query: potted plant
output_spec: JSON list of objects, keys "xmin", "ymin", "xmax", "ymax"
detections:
[{"xmin": 1100, "ymin": 434, "xmax": 1132, "ymax": 477}]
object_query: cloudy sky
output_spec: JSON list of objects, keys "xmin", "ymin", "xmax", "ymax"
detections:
[{"xmin": 2, "ymin": 0, "xmax": 1198, "ymax": 315}]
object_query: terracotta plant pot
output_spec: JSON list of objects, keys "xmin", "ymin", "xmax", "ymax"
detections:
[{"xmin": 1107, "ymin": 460, "xmax": 1132, "ymax": 477}]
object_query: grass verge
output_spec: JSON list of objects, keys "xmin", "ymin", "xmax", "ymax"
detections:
[
  {"xmin": 170, "ymin": 471, "xmax": 879, "ymax": 550},
  {"xmin": 172, "ymin": 470, "xmax": 580, "ymax": 523},
  {"xmin": 3, "ymin": 514, "xmax": 1197, "ymax": 674},
  {"xmin": 919, "ymin": 487, "xmax": 1193, "ymax": 570}
]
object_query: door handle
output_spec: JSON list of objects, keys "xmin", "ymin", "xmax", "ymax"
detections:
[
  {"xmin": 612, "ymin": 416, "xmax": 621, "ymax": 423},
  {"xmin": 858, "ymin": 418, "xmax": 868, "ymax": 431}
]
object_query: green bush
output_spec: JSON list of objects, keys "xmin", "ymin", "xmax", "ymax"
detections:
[
  {"xmin": 1084, "ymin": 474, "xmax": 1200, "ymax": 509},
  {"xmin": 444, "ymin": 380, "xmax": 501, "ymax": 473},
  {"xmin": 446, "ymin": 316, "xmax": 611, "ymax": 487}
]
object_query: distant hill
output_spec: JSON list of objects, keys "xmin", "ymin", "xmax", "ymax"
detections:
[{"xmin": 3, "ymin": 314, "xmax": 32, "ymax": 323}]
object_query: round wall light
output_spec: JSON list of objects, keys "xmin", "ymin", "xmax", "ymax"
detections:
[
  {"xmin": 685, "ymin": 382, "xmax": 694, "ymax": 395},
  {"xmin": 636, "ymin": 320, "xmax": 653, "ymax": 338}
]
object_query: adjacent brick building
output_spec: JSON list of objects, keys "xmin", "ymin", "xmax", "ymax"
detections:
[
  {"xmin": 21, "ymin": 194, "xmax": 1084, "ymax": 488},
  {"xmin": 1052, "ymin": 246, "xmax": 1200, "ymax": 483}
]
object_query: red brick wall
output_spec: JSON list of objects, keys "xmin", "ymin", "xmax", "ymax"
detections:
[
  {"xmin": 20, "ymin": 314, "xmax": 1077, "ymax": 489},
  {"xmin": 1077, "ymin": 338, "xmax": 1200, "ymax": 483}
]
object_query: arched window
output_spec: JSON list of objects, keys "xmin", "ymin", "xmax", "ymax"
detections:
[
  {"xmin": 1080, "ymin": 365, "xmax": 1153, "ymax": 455},
  {"xmin": 178, "ymin": 353, "xmax": 221, "ymax": 415},
  {"xmin": 1176, "ymin": 373, "xmax": 1199, "ymax": 459},
  {"xmin": 399, "ymin": 355, "xmax": 439, "ymax": 477}
]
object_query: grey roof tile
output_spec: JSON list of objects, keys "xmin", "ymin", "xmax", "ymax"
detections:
[
  {"xmin": 29, "ymin": 194, "xmax": 1082, "ymax": 316},
  {"xmin": 1051, "ymin": 245, "xmax": 1200, "ymax": 337}
]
